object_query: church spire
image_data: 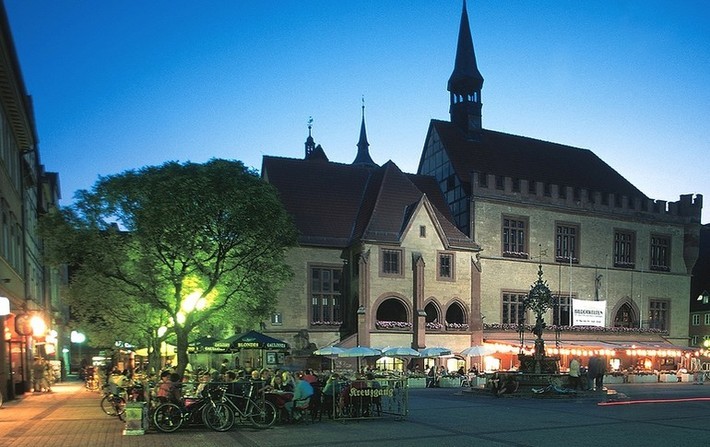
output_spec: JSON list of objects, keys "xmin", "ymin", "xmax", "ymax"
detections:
[
  {"xmin": 304, "ymin": 117, "xmax": 329, "ymax": 162},
  {"xmin": 448, "ymin": 0, "xmax": 484, "ymax": 139},
  {"xmin": 352, "ymin": 97, "xmax": 377, "ymax": 167},
  {"xmin": 304, "ymin": 116, "xmax": 316, "ymax": 158}
]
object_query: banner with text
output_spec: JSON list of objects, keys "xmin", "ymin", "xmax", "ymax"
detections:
[{"xmin": 572, "ymin": 299, "xmax": 606, "ymax": 327}]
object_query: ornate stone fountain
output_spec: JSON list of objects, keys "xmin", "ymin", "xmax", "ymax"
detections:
[{"xmin": 518, "ymin": 263, "xmax": 560, "ymax": 375}]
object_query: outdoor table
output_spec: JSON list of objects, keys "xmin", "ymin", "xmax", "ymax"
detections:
[{"xmin": 265, "ymin": 391, "xmax": 293, "ymax": 409}]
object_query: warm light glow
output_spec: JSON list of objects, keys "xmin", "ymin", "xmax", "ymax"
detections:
[
  {"xmin": 176, "ymin": 312, "xmax": 186, "ymax": 325},
  {"xmin": 0, "ymin": 296, "xmax": 9, "ymax": 316},
  {"xmin": 181, "ymin": 290, "xmax": 203, "ymax": 313},
  {"xmin": 30, "ymin": 315, "xmax": 46, "ymax": 336},
  {"xmin": 70, "ymin": 330, "xmax": 86, "ymax": 343},
  {"xmin": 157, "ymin": 326, "xmax": 168, "ymax": 337}
]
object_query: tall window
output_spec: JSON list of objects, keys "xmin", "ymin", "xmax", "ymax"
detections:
[
  {"xmin": 692, "ymin": 314, "xmax": 700, "ymax": 326},
  {"xmin": 502, "ymin": 293, "xmax": 526, "ymax": 325},
  {"xmin": 437, "ymin": 252, "xmax": 454, "ymax": 281},
  {"xmin": 613, "ymin": 230, "xmax": 635, "ymax": 268},
  {"xmin": 555, "ymin": 223, "xmax": 579, "ymax": 263},
  {"xmin": 648, "ymin": 300, "xmax": 669, "ymax": 331},
  {"xmin": 552, "ymin": 295, "xmax": 572, "ymax": 326},
  {"xmin": 310, "ymin": 267, "xmax": 342, "ymax": 325},
  {"xmin": 502, "ymin": 217, "xmax": 528, "ymax": 258},
  {"xmin": 380, "ymin": 248, "xmax": 403, "ymax": 276},
  {"xmin": 705, "ymin": 314, "xmax": 710, "ymax": 326},
  {"xmin": 650, "ymin": 235, "xmax": 671, "ymax": 271}
]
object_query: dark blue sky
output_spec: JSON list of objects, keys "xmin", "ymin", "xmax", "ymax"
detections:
[{"xmin": 6, "ymin": 0, "xmax": 709, "ymax": 222}]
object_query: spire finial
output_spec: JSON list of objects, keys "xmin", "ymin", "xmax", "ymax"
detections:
[{"xmin": 307, "ymin": 116, "xmax": 313, "ymax": 137}]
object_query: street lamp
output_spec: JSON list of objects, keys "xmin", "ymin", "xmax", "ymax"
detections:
[
  {"xmin": 698, "ymin": 290, "xmax": 709, "ymax": 304},
  {"xmin": 71, "ymin": 331, "xmax": 86, "ymax": 374}
]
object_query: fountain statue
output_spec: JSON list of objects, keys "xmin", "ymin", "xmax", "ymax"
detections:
[{"xmin": 518, "ymin": 263, "xmax": 560, "ymax": 375}]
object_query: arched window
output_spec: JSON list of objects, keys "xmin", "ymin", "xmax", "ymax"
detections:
[
  {"xmin": 425, "ymin": 302, "xmax": 443, "ymax": 330},
  {"xmin": 375, "ymin": 298, "xmax": 411, "ymax": 330},
  {"xmin": 613, "ymin": 302, "xmax": 637, "ymax": 328},
  {"xmin": 445, "ymin": 302, "xmax": 468, "ymax": 331}
]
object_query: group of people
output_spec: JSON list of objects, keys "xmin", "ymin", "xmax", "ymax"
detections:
[
  {"xmin": 567, "ymin": 355, "xmax": 607, "ymax": 391},
  {"xmin": 424, "ymin": 364, "xmax": 478, "ymax": 388},
  {"xmin": 31, "ymin": 357, "xmax": 55, "ymax": 393}
]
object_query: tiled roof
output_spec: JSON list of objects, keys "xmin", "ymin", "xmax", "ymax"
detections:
[
  {"xmin": 262, "ymin": 156, "xmax": 477, "ymax": 250},
  {"xmin": 428, "ymin": 120, "xmax": 647, "ymax": 199}
]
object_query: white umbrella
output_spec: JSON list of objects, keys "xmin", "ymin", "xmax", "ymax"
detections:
[
  {"xmin": 313, "ymin": 346, "xmax": 345, "ymax": 357},
  {"xmin": 419, "ymin": 347, "xmax": 452, "ymax": 358},
  {"xmin": 339, "ymin": 346, "xmax": 382, "ymax": 358},
  {"xmin": 382, "ymin": 347, "xmax": 421, "ymax": 358},
  {"xmin": 460, "ymin": 345, "xmax": 495, "ymax": 357}
]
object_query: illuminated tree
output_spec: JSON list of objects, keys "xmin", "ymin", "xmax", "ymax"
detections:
[{"xmin": 41, "ymin": 159, "xmax": 298, "ymax": 375}]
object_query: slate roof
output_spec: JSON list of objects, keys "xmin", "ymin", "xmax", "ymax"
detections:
[
  {"xmin": 262, "ymin": 155, "xmax": 478, "ymax": 250},
  {"xmin": 424, "ymin": 119, "xmax": 647, "ymax": 200}
]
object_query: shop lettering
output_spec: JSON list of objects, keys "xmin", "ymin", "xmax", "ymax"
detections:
[{"xmin": 348, "ymin": 387, "xmax": 394, "ymax": 398}]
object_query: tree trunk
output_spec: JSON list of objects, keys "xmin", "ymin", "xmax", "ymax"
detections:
[{"xmin": 175, "ymin": 326, "xmax": 190, "ymax": 378}]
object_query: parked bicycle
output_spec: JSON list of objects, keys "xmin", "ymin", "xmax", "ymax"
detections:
[
  {"xmin": 152, "ymin": 386, "xmax": 233, "ymax": 433},
  {"xmin": 100, "ymin": 385, "xmax": 127, "ymax": 420},
  {"xmin": 203, "ymin": 381, "xmax": 277, "ymax": 431}
]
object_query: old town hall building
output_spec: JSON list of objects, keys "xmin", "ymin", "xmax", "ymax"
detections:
[{"xmin": 262, "ymin": 2, "xmax": 702, "ymax": 371}]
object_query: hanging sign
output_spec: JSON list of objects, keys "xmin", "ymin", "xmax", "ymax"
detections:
[{"xmin": 572, "ymin": 299, "xmax": 606, "ymax": 327}]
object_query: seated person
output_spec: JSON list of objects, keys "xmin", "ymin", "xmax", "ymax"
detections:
[
  {"xmin": 321, "ymin": 373, "xmax": 343, "ymax": 418},
  {"xmin": 156, "ymin": 371, "xmax": 182, "ymax": 404},
  {"xmin": 283, "ymin": 372, "xmax": 314, "ymax": 421}
]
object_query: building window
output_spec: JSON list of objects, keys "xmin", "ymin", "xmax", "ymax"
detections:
[
  {"xmin": 555, "ymin": 223, "xmax": 579, "ymax": 263},
  {"xmin": 437, "ymin": 252, "xmax": 455, "ymax": 281},
  {"xmin": 648, "ymin": 300, "xmax": 669, "ymax": 331},
  {"xmin": 502, "ymin": 292, "xmax": 526, "ymax": 325},
  {"xmin": 380, "ymin": 248, "xmax": 403, "ymax": 276},
  {"xmin": 691, "ymin": 335, "xmax": 698, "ymax": 346},
  {"xmin": 650, "ymin": 235, "xmax": 671, "ymax": 272},
  {"xmin": 705, "ymin": 314, "xmax": 710, "ymax": 326},
  {"xmin": 310, "ymin": 266, "xmax": 342, "ymax": 326},
  {"xmin": 553, "ymin": 295, "xmax": 572, "ymax": 326},
  {"xmin": 271, "ymin": 313, "xmax": 283, "ymax": 325},
  {"xmin": 419, "ymin": 225, "xmax": 426, "ymax": 238},
  {"xmin": 692, "ymin": 314, "xmax": 700, "ymax": 326},
  {"xmin": 613, "ymin": 230, "xmax": 635, "ymax": 269},
  {"xmin": 502, "ymin": 217, "xmax": 528, "ymax": 258}
]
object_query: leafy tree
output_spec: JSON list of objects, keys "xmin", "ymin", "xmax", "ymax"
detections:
[{"xmin": 41, "ymin": 159, "xmax": 298, "ymax": 375}]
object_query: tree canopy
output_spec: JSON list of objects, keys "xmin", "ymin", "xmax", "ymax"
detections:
[{"xmin": 41, "ymin": 159, "xmax": 298, "ymax": 374}]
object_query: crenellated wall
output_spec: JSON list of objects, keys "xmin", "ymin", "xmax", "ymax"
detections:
[{"xmin": 471, "ymin": 172, "xmax": 703, "ymax": 225}]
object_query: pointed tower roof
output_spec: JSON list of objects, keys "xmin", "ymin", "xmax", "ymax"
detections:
[
  {"xmin": 304, "ymin": 117, "xmax": 329, "ymax": 162},
  {"xmin": 448, "ymin": 0, "xmax": 483, "ymax": 94},
  {"xmin": 352, "ymin": 99, "xmax": 378, "ymax": 167}
]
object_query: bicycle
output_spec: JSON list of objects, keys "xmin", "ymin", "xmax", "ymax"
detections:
[
  {"xmin": 203, "ymin": 381, "xmax": 277, "ymax": 430},
  {"xmin": 152, "ymin": 387, "xmax": 233, "ymax": 433},
  {"xmin": 100, "ymin": 385, "xmax": 127, "ymax": 420}
]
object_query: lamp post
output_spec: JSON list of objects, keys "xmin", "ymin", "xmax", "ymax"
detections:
[{"xmin": 71, "ymin": 331, "xmax": 86, "ymax": 375}]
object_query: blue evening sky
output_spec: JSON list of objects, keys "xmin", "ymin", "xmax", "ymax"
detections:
[{"xmin": 5, "ymin": 1, "xmax": 709, "ymax": 223}]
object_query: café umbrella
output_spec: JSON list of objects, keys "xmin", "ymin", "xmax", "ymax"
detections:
[
  {"xmin": 419, "ymin": 347, "xmax": 452, "ymax": 358},
  {"xmin": 382, "ymin": 347, "xmax": 421, "ymax": 358},
  {"xmin": 313, "ymin": 346, "xmax": 346, "ymax": 370},
  {"xmin": 339, "ymin": 346, "xmax": 382, "ymax": 358},
  {"xmin": 313, "ymin": 346, "xmax": 346, "ymax": 357},
  {"xmin": 460, "ymin": 345, "xmax": 495, "ymax": 357}
]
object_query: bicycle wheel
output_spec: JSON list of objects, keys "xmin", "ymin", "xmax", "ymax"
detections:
[
  {"xmin": 101, "ymin": 394, "xmax": 125, "ymax": 416},
  {"xmin": 248, "ymin": 400, "xmax": 277, "ymax": 428},
  {"xmin": 202, "ymin": 403, "xmax": 235, "ymax": 432},
  {"xmin": 153, "ymin": 403, "xmax": 183, "ymax": 433}
]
